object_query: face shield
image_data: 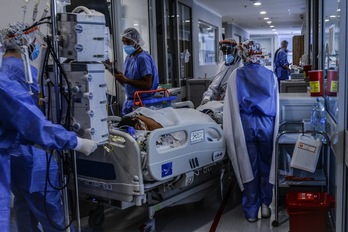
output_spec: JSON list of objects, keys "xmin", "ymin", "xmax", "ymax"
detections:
[
  {"xmin": 219, "ymin": 40, "xmax": 237, "ymax": 65},
  {"xmin": 0, "ymin": 22, "xmax": 39, "ymax": 61}
]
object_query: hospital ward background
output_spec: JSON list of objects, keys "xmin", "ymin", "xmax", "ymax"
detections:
[{"xmin": 0, "ymin": 0, "xmax": 347, "ymax": 232}]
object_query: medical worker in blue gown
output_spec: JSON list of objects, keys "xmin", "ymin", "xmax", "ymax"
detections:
[
  {"xmin": 200, "ymin": 38, "xmax": 242, "ymax": 105},
  {"xmin": 274, "ymin": 40, "xmax": 291, "ymax": 89},
  {"xmin": 223, "ymin": 40, "xmax": 279, "ymax": 223},
  {"xmin": 114, "ymin": 27, "xmax": 159, "ymax": 115},
  {"xmin": 0, "ymin": 22, "xmax": 78, "ymax": 231},
  {"xmin": 0, "ymin": 31, "xmax": 98, "ymax": 232}
]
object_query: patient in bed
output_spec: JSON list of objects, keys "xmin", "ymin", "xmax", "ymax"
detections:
[
  {"xmin": 118, "ymin": 106, "xmax": 216, "ymax": 130},
  {"xmin": 116, "ymin": 107, "xmax": 219, "ymax": 150}
]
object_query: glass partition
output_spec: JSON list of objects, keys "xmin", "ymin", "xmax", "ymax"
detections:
[
  {"xmin": 178, "ymin": 3, "xmax": 193, "ymax": 81},
  {"xmin": 198, "ymin": 21, "xmax": 217, "ymax": 65},
  {"xmin": 120, "ymin": 0, "xmax": 150, "ymax": 57},
  {"xmin": 323, "ymin": 0, "xmax": 340, "ymax": 121}
]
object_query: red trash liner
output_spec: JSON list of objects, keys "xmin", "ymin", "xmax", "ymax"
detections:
[
  {"xmin": 286, "ymin": 192, "xmax": 335, "ymax": 232},
  {"xmin": 303, "ymin": 64, "xmax": 312, "ymax": 78}
]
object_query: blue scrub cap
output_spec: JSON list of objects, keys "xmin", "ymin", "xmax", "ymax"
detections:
[
  {"xmin": 281, "ymin": 40, "xmax": 288, "ymax": 47},
  {"xmin": 121, "ymin": 27, "xmax": 145, "ymax": 46}
]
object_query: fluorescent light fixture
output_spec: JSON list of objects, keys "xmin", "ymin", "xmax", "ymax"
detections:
[
  {"xmin": 272, "ymin": 29, "xmax": 276, "ymax": 31},
  {"xmin": 270, "ymin": 25, "xmax": 274, "ymax": 28},
  {"xmin": 254, "ymin": 2, "xmax": 261, "ymax": 6},
  {"xmin": 267, "ymin": 21, "xmax": 272, "ymax": 24},
  {"xmin": 263, "ymin": 17, "xmax": 269, "ymax": 20},
  {"xmin": 329, "ymin": 15, "xmax": 336, "ymax": 18},
  {"xmin": 325, "ymin": 19, "xmax": 330, "ymax": 22},
  {"xmin": 260, "ymin": 11, "xmax": 267, "ymax": 14}
]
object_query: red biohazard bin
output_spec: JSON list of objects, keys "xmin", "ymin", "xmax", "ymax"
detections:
[
  {"xmin": 326, "ymin": 70, "xmax": 338, "ymax": 96},
  {"xmin": 308, "ymin": 70, "xmax": 324, "ymax": 96},
  {"xmin": 286, "ymin": 192, "xmax": 335, "ymax": 232}
]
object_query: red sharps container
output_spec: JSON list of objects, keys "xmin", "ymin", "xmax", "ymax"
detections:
[
  {"xmin": 308, "ymin": 70, "xmax": 324, "ymax": 96},
  {"xmin": 326, "ymin": 70, "xmax": 338, "ymax": 96}
]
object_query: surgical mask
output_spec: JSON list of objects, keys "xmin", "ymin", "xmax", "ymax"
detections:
[
  {"xmin": 124, "ymin": 45, "xmax": 136, "ymax": 55},
  {"xmin": 29, "ymin": 42, "xmax": 40, "ymax": 61},
  {"xmin": 224, "ymin": 54, "xmax": 234, "ymax": 65}
]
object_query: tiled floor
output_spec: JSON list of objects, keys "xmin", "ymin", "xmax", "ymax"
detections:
[
  {"xmin": 10, "ymin": 180, "xmax": 334, "ymax": 232},
  {"xmin": 75, "ymin": 180, "xmax": 291, "ymax": 232}
]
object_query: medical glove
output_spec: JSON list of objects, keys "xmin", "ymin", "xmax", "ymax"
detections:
[
  {"xmin": 74, "ymin": 137, "xmax": 98, "ymax": 156},
  {"xmin": 201, "ymin": 96, "xmax": 210, "ymax": 105}
]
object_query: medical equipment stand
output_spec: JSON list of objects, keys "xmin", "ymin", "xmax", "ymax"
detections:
[
  {"xmin": 272, "ymin": 127, "xmax": 330, "ymax": 227},
  {"xmin": 50, "ymin": 0, "xmax": 81, "ymax": 230}
]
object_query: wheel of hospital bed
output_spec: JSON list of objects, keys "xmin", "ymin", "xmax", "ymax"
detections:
[
  {"xmin": 88, "ymin": 204, "xmax": 105, "ymax": 229},
  {"xmin": 272, "ymin": 220, "xmax": 279, "ymax": 227},
  {"xmin": 139, "ymin": 218, "xmax": 155, "ymax": 232}
]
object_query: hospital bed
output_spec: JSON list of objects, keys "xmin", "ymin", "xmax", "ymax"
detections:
[{"xmin": 74, "ymin": 114, "xmax": 226, "ymax": 231}]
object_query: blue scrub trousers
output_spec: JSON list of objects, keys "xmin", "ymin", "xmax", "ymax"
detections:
[
  {"xmin": 0, "ymin": 153, "xmax": 11, "ymax": 231},
  {"xmin": 240, "ymin": 112, "xmax": 274, "ymax": 219},
  {"xmin": 11, "ymin": 185, "xmax": 65, "ymax": 232},
  {"xmin": 10, "ymin": 151, "xmax": 73, "ymax": 232}
]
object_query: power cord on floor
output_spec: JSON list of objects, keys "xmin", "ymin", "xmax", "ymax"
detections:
[{"xmin": 209, "ymin": 177, "xmax": 236, "ymax": 232}]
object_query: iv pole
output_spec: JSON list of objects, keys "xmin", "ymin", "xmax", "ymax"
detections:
[{"xmin": 50, "ymin": 0, "xmax": 81, "ymax": 231}]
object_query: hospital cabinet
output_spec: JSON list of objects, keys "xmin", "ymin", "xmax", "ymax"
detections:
[
  {"xmin": 280, "ymin": 80, "xmax": 309, "ymax": 93},
  {"xmin": 186, "ymin": 78, "xmax": 211, "ymax": 108}
]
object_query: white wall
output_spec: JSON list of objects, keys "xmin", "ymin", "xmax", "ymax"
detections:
[
  {"xmin": 0, "ymin": 0, "xmax": 49, "ymax": 29},
  {"xmin": 0, "ymin": 1, "xmax": 50, "ymax": 68},
  {"xmin": 223, "ymin": 22, "xmax": 250, "ymax": 43},
  {"xmin": 192, "ymin": 2, "xmax": 222, "ymax": 79}
]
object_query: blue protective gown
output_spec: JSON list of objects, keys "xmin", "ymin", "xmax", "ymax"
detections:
[
  {"xmin": 274, "ymin": 48, "xmax": 290, "ymax": 87},
  {"xmin": 236, "ymin": 63, "xmax": 277, "ymax": 219},
  {"xmin": 0, "ymin": 69, "xmax": 78, "ymax": 231},
  {"xmin": 1, "ymin": 57, "xmax": 72, "ymax": 232},
  {"xmin": 122, "ymin": 50, "xmax": 159, "ymax": 115}
]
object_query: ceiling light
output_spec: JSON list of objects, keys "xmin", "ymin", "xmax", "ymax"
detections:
[
  {"xmin": 270, "ymin": 25, "xmax": 274, "ymax": 28},
  {"xmin": 325, "ymin": 19, "xmax": 330, "ymax": 22},
  {"xmin": 260, "ymin": 11, "xmax": 267, "ymax": 14},
  {"xmin": 267, "ymin": 21, "xmax": 272, "ymax": 24},
  {"xmin": 253, "ymin": 2, "xmax": 261, "ymax": 6},
  {"xmin": 263, "ymin": 17, "xmax": 269, "ymax": 20},
  {"xmin": 272, "ymin": 29, "xmax": 276, "ymax": 31},
  {"xmin": 329, "ymin": 15, "xmax": 336, "ymax": 18}
]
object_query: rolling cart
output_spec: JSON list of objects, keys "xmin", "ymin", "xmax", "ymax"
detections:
[{"xmin": 272, "ymin": 121, "xmax": 331, "ymax": 227}]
